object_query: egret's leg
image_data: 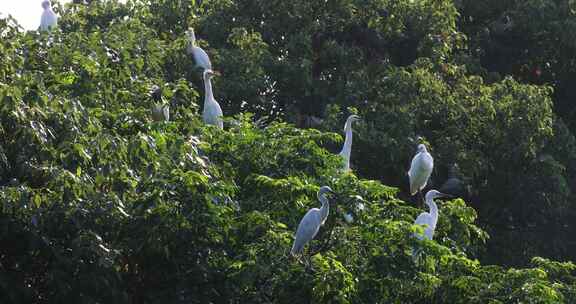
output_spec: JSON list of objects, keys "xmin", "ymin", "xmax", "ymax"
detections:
[
  {"xmin": 411, "ymin": 247, "xmax": 422, "ymax": 264},
  {"xmin": 305, "ymin": 254, "xmax": 315, "ymax": 271}
]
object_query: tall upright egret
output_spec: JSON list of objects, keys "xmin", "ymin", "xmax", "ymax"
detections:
[
  {"xmin": 408, "ymin": 144, "xmax": 434, "ymax": 201},
  {"xmin": 338, "ymin": 114, "xmax": 361, "ymax": 171},
  {"xmin": 202, "ymin": 69, "xmax": 223, "ymax": 129},
  {"xmin": 413, "ymin": 190, "xmax": 450, "ymax": 241},
  {"xmin": 291, "ymin": 186, "xmax": 335, "ymax": 256},
  {"xmin": 186, "ymin": 28, "xmax": 212, "ymax": 71},
  {"xmin": 40, "ymin": 0, "xmax": 58, "ymax": 31}
]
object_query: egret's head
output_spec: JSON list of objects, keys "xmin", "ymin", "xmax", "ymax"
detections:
[
  {"xmin": 318, "ymin": 186, "xmax": 335, "ymax": 197},
  {"xmin": 344, "ymin": 114, "xmax": 361, "ymax": 131},
  {"xmin": 425, "ymin": 190, "xmax": 451, "ymax": 202},
  {"xmin": 42, "ymin": 0, "xmax": 51, "ymax": 9},
  {"xmin": 347, "ymin": 114, "xmax": 361, "ymax": 122},
  {"xmin": 343, "ymin": 213, "xmax": 354, "ymax": 223},
  {"xmin": 203, "ymin": 69, "xmax": 220, "ymax": 79},
  {"xmin": 417, "ymin": 144, "xmax": 427, "ymax": 153},
  {"xmin": 149, "ymin": 85, "xmax": 162, "ymax": 101},
  {"xmin": 449, "ymin": 163, "xmax": 460, "ymax": 176}
]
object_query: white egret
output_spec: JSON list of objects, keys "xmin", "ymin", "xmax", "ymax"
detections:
[
  {"xmin": 343, "ymin": 213, "xmax": 354, "ymax": 223},
  {"xmin": 202, "ymin": 69, "xmax": 223, "ymax": 129},
  {"xmin": 186, "ymin": 28, "xmax": 212, "ymax": 71},
  {"xmin": 413, "ymin": 190, "xmax": 449, "ymax": 241},
  {"xmin": 338, "ymin": 114, "xmax": 361, "ymax": 171},
  {"xmin": 40, "ymin": 0, "xmax": 58, "ymax": 31},
  {"xmin": 408, "ymin": 144, "xmax": 434, "ymax": 200},
  {"xmin": 290, "ymin": 186, "xmax": 334, "ymax": 255}
]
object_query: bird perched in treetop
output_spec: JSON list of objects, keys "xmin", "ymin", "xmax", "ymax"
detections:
[
  {"xmin": 202, "ymin": 69, "xmax": 223, "ymax": 129},
  {"xmin": 408, "ymin": 144, "xmax": 434, "ymax": 199},
  {"xmin": 150, "ymin": 85, "xmax": 170, "ymax": 122},
  {"xmin": 186, "ymin": 27, "xmax": 212, "ymax": 71},
  {"xmin": 439, "ymin": 163, "xmax": 468, "ymax": 198},
  {"xmin": 291, "ymin": 186, "xmax": 335, "ymax": 256},
  {"xmin": 40, "ymin": 0, "xmax": 58, "ymax": 31},
  {"xmin": 338, "ymin": 114, "xmax": 361, "ymax": 172},
  {"xmin": 413, "ymin": 190, "xmax": 450, "ymax": 241}
]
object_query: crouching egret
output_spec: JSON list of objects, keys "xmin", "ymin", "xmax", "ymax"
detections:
[
  {"xmin": 408, "ymin": 144, "xmax": 434, "ymax": 203},
  {"xmin": 152, "ymin": 104, "xmax": 170, "ymax": 122},
  {"xmin": 150, "ymin": 85, "xmax": 170, "ymax": 122},
  {"xmin": 202, "ymin": 69, "xmax": 223, "ymax": 129},
  {"xmin": 439, "ymin": 163, "xmax": 466, "ymax": 198},
  {"xmin": 291, "ymin": 186, "xmax": 335, "ymax": 256},
  {"xmin": 186, "ymin": 28, "xmax": 212, "ymax": 71},
  {"xmin": 40, "ymin": 0, "xmax": 58, "ymax": 31},
  {"xmin": 338, "ymin": 114, "xmax": 361, "ymax": 172}
]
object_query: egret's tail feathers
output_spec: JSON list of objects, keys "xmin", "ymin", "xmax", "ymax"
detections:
[{"xmin": 410, "ymin": 185, "xmax": 418, "ymax": 196}]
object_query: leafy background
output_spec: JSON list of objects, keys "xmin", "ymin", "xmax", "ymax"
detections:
[{"xmin": 0, "ymin": 0, "xmax": 576, "ymax": 303}]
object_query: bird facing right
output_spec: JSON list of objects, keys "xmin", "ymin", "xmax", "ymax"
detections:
[
  {"xmin": 413, "ymin": 189, "xmax": 449, "ymax": 241},
  {"xmin": 408, "ymin": 144, "xmax": 434, "ymax": 196},
  {"xmin": 202, "ymin": 69, "xmax": 223, "ymax": 129},
  {"xmin": 290, "ymin": 186, "xmax": 334, "ymax": 256},
  {"xmin": 338, "ymin": 114, "xmax": 361, "ymax": 172}
]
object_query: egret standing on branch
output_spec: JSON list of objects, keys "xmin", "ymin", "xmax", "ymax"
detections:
[
  {"xmin": 202, "ymin": 69, "xmax": 223, "ymax": 129},
  {"xmin": 408, "ymin": 144, "xmax": 434, "ymax": 202},
  {"xmin": 413, "ymin": 190, "xmax": 449, "ymax": 241},
  {"xmin": 291, "ymin": 186, "xmax": 335, "ymax": 256},
  {"xmin": 40, "ymin": 0, "xmax": 58, "ymax": 31},
  {"xmin": 339, "ymin": 114, "xmax": 361, "ymax": 172},
  {"xmin": 186, "ymin": 28, "xmax": 212, "ymax": 71}
]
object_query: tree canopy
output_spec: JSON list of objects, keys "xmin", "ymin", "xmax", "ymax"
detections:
[{"xmin": 1, "ymin": 0, "xmax": 576, "ymax": 303}]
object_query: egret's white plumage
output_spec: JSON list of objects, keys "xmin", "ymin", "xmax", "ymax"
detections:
[
  {"xmin": 342, "ymin": 200, "xmax": 365, "ymax": 223},
  {"xmin": 290, "ymin": 186, "xmax": 334, "ymax": 255},
  {"xmin": 202, "ymin": 69, "xmax": 223, "ymax": 129},
  {"xmin": 408, "ymin": 144, "xmax": 434, "ymax": 195},
  {"xmin": 186, "ymin": 28, "xmax": 212, "ymax": 71},
  {"xmin": 338, "ymin": 114, "xmax": 361, "ymax": 171},
  {"xmin": 40, "ymin": 0, "xmax": 58, "ymax": 31},
  {"xmin": 413, "ymin": 190, "xmax": 447, "ymax": 241}
]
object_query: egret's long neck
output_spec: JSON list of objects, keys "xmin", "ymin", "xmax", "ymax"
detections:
[
  {"xmin": 189, "ymin": 32, "xmax": 197, "ymax": 47},
  {"xmin": 319, "ymin": 194, "xmax": 330, "ymax": 224},
  {"xmin": 203, "ymin": 76, "xmax": 214, "ymax": 104},
  {"xmin": 340, "ymin": 123, "xmax": 353, "ymax": 157},
  {"xmin": 427, "ymin": 198, "xmax": 439, "ymax": 227},
  {"xmin": 342, "ymin": 123, "xmax": 353, "ymax": 151}
]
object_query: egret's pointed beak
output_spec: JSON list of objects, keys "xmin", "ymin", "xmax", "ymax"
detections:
[
  {"xmin": 213, "ymin": 70, "xmax": 222, "ymax": 76},
  {"xmin": 439, "ymin": 192, "xmax": 453, "ymax": 199}
]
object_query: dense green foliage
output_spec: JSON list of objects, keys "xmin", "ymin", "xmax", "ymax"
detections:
[{"xmin": 1, "ymin": 0, "xmax": 576, "ymax": 302}]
